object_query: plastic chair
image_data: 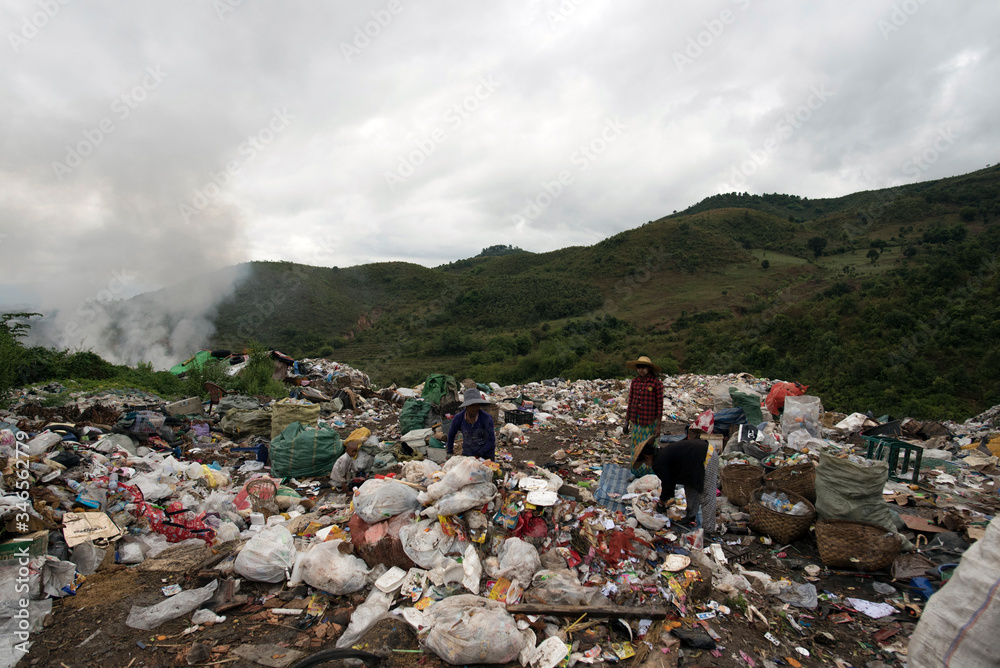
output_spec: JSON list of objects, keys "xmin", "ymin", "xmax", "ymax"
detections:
[
  {"xmin": 863, "ymin": 436, "xmax": 923, "ymax": 484},
  {"xmin": 204, "ymin": 382, "xmax": 233, "ymax": 415}
]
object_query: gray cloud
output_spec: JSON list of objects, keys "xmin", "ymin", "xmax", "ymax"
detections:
[{"xmin": 1, "ymin": 0, "xmax": 997, "ymax": 352}]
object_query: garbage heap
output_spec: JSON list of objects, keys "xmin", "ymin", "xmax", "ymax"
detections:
[{"xmin": 1, "ymin": 367, "xmax": 999, "ymax": 668}]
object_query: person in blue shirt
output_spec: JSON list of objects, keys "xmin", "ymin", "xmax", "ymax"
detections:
[{"xmin": 446, "ymin": 388, "xmax": 496, "ymax": 460}]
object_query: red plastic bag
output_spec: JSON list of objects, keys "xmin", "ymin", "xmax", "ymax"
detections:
[
  {"xmin": 121, "ymin": 483, "xmax": 216, "ymax": 544},
  {"xmin": 765, "ymin": 382, "xmax": 808, "ymax": 416}
]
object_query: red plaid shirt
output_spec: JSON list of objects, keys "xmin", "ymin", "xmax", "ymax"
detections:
[{"xmin": 626, "ymin": 375, "xmax": 663, "ymax": 426}]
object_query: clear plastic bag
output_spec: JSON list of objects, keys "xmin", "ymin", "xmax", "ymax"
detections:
[
  {"xmin": 777, "ymin": 582, "xmax": 818, "ymax": 609},
  {"xmin": 234, "ymin": 525, "xmax": 296, "ymax": 583},
  {"xmin": 527, "ymin": 570, "xmax": 610, "ymax": 607},
  {"xmin": 70, "ymin": 541, "xmax": 105, "ymax": 576},
  {"xmin": 126, "ymin": 579, "xmax": 219, "ymax": 630},
  {"xmin": 353, "ymin": 479, "xmax": 422, "ymax": 524},
  {"xmin": 299, "ymin": 539, "xmax": 371, "ymax": 595},
  {"xmin": 425, "ymin": 482, "xmax": 498, "ymax": 517},
  {"xmin": 422, "ymin": 594, "xmax": 526, "ymax": 665},
  {"xmin": 497, "ymin": 537, "xmax": 541, "ymax": 584},
  {"xmin": 781, "ymin": 395, "xmax": 823, "ymax": 438},
  {"xmin": 400, "ymin": 518, "xmax": 467, "ymax": 570}
]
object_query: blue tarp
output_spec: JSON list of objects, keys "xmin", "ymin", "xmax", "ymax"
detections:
[{"xmin": 594, "ymin": 463, "xmax": 635, "ymax": 513}]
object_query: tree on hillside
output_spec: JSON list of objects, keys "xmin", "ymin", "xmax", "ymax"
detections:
[
  {"xmin": 477, "ymin": 245, "xmax": 528, "ymax": 258},
  {"xmin": 870, "ymin": 239, "xmax": 887, "ymax": 252},
  {"xmin": 867, "ymin": 249, "xmax": 881, "ymax": 265},
  {"xmin": 761, "ymin": 259, "xmax": 770, "ymax": 269},
  {"xmin": 807, "ymin": 236, "xmax": 828, "ymax": 258}
]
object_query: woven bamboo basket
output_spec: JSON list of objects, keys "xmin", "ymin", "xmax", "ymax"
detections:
[
  {"xmin": 720, "ymin": 464, "xmax": 764, "ymax": 507},
  {"xmin": 764, "ymin": 462, "xmax": 816, "ymax": 503},
  {"xmin": 815, "ymin": 519, "xmax": 901, "ymax": 571},
  {"xmin": 747, "ymin": 487, "xmax": 815, "ymax": 543}
]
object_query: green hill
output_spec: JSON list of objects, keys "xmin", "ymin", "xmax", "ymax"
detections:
[
  {"xmin": 200, "ymin": 165, "xmax": 1000, "ymax": 419},
  {"xmin": 10, "ymin": 165, "xmax": 998, "ymax": 420}
]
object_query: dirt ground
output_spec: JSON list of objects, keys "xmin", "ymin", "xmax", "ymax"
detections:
[{"xmin": 16, "ymin": 418, "xmax": 925, "ymax": 668}]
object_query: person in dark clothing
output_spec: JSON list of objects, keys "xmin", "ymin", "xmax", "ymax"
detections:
[
  {"xmin": 632, "ymin": 422, "xmax": 719, "ymax": 532},
  {"xmin": 446, "ymin": 388, "xmax": 497, "ymax": 460}
]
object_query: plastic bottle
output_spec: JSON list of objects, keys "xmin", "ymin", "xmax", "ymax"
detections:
[{"xmin": 109, "ymin": 472, "xmax": 119, "ymax": 493}]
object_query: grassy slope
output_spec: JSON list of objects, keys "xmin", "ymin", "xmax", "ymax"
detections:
[{"xmin": 139, "ymin": 164, "xmax": 998, "ymax": 418}]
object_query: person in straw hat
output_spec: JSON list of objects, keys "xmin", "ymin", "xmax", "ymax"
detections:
[
  {"xmin": 623, "ymin": 355, "xmax": 664, "ymax": 477},
  {"xmin": 446, "ymin": 388, "xmax": 497, "ymax": 460},
  {"xmin": 632, "ymin": 410, "xmax": 719, "ymax": 533}
]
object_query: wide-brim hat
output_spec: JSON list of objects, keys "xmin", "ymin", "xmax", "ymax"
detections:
[
  {"xmin": 630, "ymin": 435, "xmax": 657, "ymax": 470},
  {"xmin": 459, "ymin": 388, "xmax": 492, "ymax": 408},
  {"xmin": 625, "ymin": 355, "xmax": 662, "ymax": 375}
]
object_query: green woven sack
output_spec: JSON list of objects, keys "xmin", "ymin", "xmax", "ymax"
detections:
[
  {"xmin": 269, "ymin": 421, "xmax": 344, "ymax": 478},
  {"xmin": 729, "ymin": 388, "xmax": 764, "ymax": 425},
  {"xmin": 399, "ymin": 399, "xmax": 434, "ymax": 435}
]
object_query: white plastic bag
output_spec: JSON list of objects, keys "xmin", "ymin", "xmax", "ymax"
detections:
[
  {"xmin": 422, "ymin": 594, "xmax": 526, "ymax": 665},
  {"xmin": 300, "ymin": 540, "xmax": 371, "ymax": 595},
  {"xmin": 191, "ymin": 609, "xmax": 226, "ymax": 624},
  {"xmin": 402, "ymin": 459, "xmax": 442, "ymax": 487},
  {"xmin": 461, "ymin": 545, "xmax": 482, "ymax": 595},
  {"xmin": 235, "ymin": 525, "xmax": 296, "ymax": 583},
  {"xmin": 336, "ymin": 588, "xmax": 393, "ymax": 648},
  {"xmin": 41, "ymin": 558, "xmax": 77, "ymax": 598},
  {"xmin": 785, "ymin": 429, "xmax": 828, "ymax": 453},
  {"xmin": 117, "ymin": 541, "xmax": 145, "ymax": 565},
  {"xmin": 497, "ymin": 538, "xmax": 541, "ymax": 583},
  {"xmin": 426, "ymin": 457, "xmax": 493, "ymax": 500},
  {"xmin": 425, "ymin": 482, "xmax": 498, "ymax": 517},
  {"xmin": 627, "ymin": 474, "xmax": 661, "ymax": 495},
  {"xmin": 25, "ymin": 431, "xmax": 62, "ymax": 457},
  {"xmin": 134, "ymin": 532, "xmax": 171, "ymax": 558},
  {"xmin": 126, "ymin": 579, "xmax": 219, "ymax": 630},
  {"xmin": 353, "ymin": 479, "xmax": 422, "ymax": 524}
]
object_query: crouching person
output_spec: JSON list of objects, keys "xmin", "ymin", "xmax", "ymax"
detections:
[{"xmin": 632, "ymin": 421, "xmax": 719, "ymax": 533}]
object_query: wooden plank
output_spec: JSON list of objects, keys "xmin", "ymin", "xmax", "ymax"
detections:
[{"xmin": 506, "ymin": 604, "xmax": 670, "ymax": 619}]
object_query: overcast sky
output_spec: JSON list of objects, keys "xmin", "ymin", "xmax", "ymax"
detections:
[{"xmin": 1, "ymin": 0, "xmax": 997, "ymax": 311}]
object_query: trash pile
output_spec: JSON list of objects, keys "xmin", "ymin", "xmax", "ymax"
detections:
[{"xmin": 1, "ymin": 365, "xmax": 998, "ymax": 668}]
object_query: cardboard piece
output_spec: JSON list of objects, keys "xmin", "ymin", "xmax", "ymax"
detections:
[
  {"xmin": 62, "ymin": 512, "xmax": 123, "ymax": 548},
  {"xmin": 899, "ymin": 515, "xmax": 948, "ymax": 534}
]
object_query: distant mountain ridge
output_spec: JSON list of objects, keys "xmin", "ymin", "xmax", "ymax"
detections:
[{"xmin": 129, "ymin": 164, "xmax": 1000, "ymax": 418}]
